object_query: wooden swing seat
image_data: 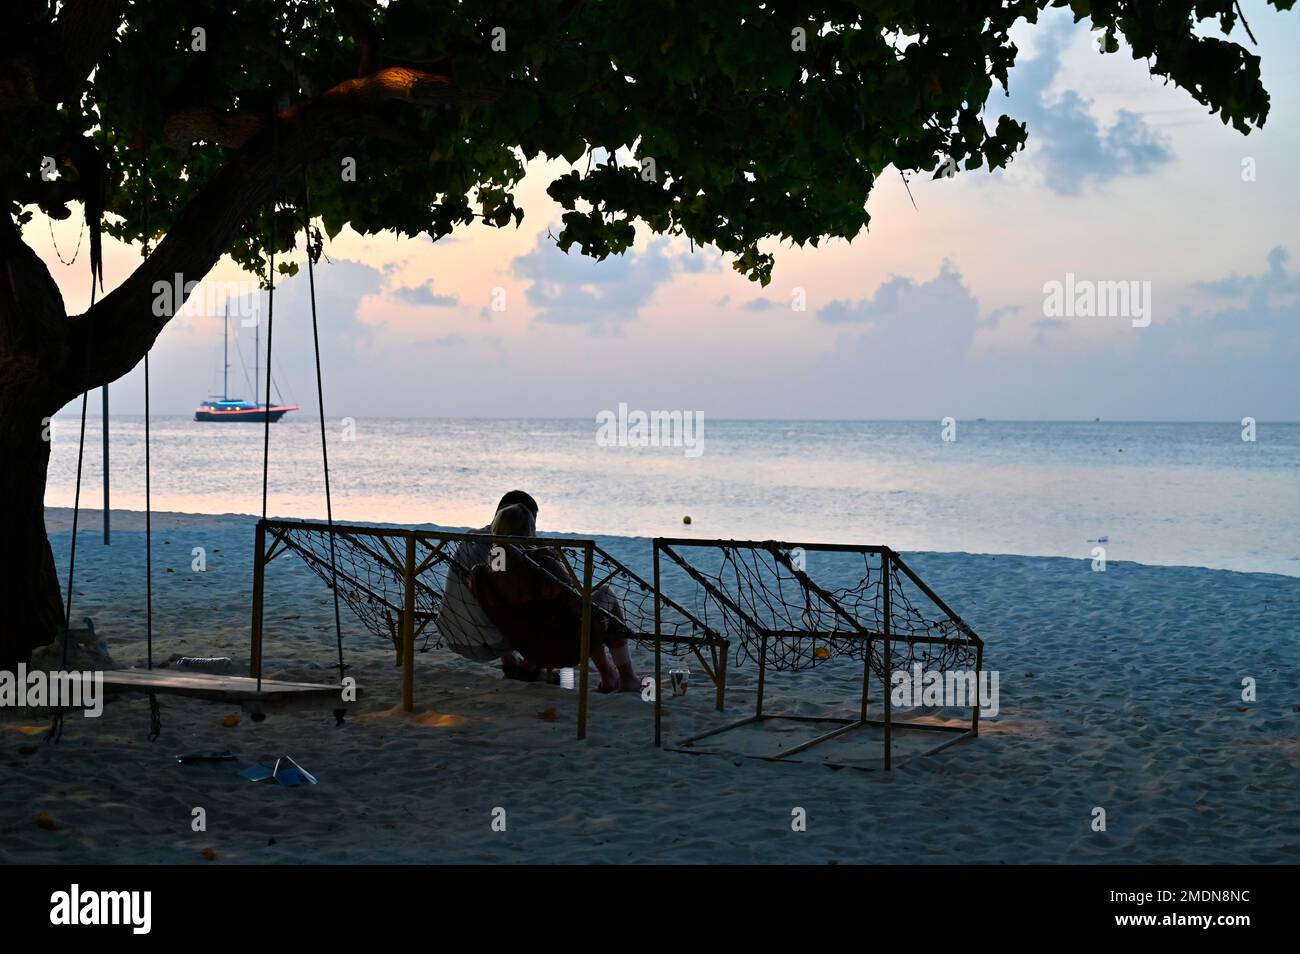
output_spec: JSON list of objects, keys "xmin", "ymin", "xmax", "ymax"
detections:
[{"xmin": 99, "ymin": 669, "xmax": 359, "ymax": 717}]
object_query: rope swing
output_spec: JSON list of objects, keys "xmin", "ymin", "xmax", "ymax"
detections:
[
  {"xmin": 301, "ymin": 170, "xmax": 347, "ymax": 684},
  {"xmin": 50, "ymin": 156, "xmax": 349, "ymax": 740}
]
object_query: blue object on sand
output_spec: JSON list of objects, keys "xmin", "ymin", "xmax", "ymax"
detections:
[
  {"xmin": 240, "ymin": 762, "xmax": 274, "ymax": 782},
  {"xmin": 275, "ymin": 756, "xmax": 317, "ymax": 786},
  {"xmin": 240, "ymin": 756, "xmax": 317, "ymax": 786},
  {"xmin": 275, "ymin": 765, "xmax": 303, "ymax": 786}
]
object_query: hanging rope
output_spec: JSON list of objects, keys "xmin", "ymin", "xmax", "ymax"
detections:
[
  {"xmin": 260, "ymin": 207, "xmax": 275, "ymax": 524},
  {"xmin": 47, "ymin": 274, "xmax": 98, "ymax": 744},
  {"xmin": 143, "ymin": 349, "xmax": 159, "ymax": 739},
  {"xmin": 254, "ymin": 105, "xmax": 281, "ymax": 695},
  {"xmin": 143, "ymin": 183, "xmax": 158, "ymax": 737},
  {"xmin": 143, "ymin": 248, "xmax": 153, "ymax": 674},
  {"xmin": 48, "ymin": 211, "xmax": 86, "ymax": 267},
  {"xmin": 144, "ymin": 364, "xmax": 152, "ymax": 670},
  {"xmin": 147, "ymin": 691, "xmax": 161, "ymax": 742},
  {"xmin": 302, "ymin": 171, "xmax": 346, "ymax": 682}
]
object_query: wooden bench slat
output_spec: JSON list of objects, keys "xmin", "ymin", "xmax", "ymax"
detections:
[{"xmin": 99, "ymin": 670, "xmax": 355, "ymax": 705}]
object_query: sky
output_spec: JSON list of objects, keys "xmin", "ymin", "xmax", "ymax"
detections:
[{"xmin": 31, "ymin": 3, "xmax": 1300, "ymax": 422}]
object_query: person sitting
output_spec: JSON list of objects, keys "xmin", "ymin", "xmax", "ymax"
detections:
[
  {"xmin": 470, "ymin": 503, "xmax": 641, "ymax": 692},
  {"xmin": 437, "ymin": 490, "xmax": 540, "ymax": 678}
]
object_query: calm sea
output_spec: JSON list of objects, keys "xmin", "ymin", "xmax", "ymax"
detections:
[{"xmin": 44, "ymin": 416, "xmax": 1300, "ymax": 577}]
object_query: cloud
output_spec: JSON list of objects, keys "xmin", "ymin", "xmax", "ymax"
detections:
[
  {"xmin": 982, "ymin": 304, "xmax": 1021, "ymax": 329},
  {"xmin": 1172, "ymin": 245, "xmax": 1299, "ymax": 337},
  {"xmin": 816, "ymin": 262, "xmax": 982, "ymax": 365},
  {"xmin": 391, "ymin": 280, "xmax": 459, "ymax": 307},
  {"xmin": 810, "ymin": 249, "xmax": 1298, "ymax": 419},
  {"xmin": 1007, "ymin": 15, "xmax": 1173, "ymax": 195},
  {"xmin": 421, "ymin": 334, "xmax": 466, "ymax": 348},
  {"xmin": 742, "ymin": 298, "xmax": 780, "ymax": 312},
  {"xmin": 509, "ymin": 231, "xmax": 715, "ymax": 326},
  {"xmin": 256, "ymin": 257, "xmax": 385, "ymax": 349},
  {"xmin": 1197, "ymin": 246, "xmax": 1300, "ymax": 306}
]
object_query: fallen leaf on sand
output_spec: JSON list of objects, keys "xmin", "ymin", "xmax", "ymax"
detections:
[
  {"xmin": 357, "ymin": 705, "xmax": 466, "ymax": 727},
  {"xmin": 536, "ymin": 707, "xmax": 561, "ymax": 722},
  {"xmin": 220, "ymin": 714, "xmax": 239, "ymax": 727},
  {"xmin": 35, "ymin": 813, "xmax": 60, "ymax": 831},
  {"xmin": 200, "ymin": 847, "xmax": 219, "ymax": 861},
  {"xmin": 413, "ymin": 711, "xmax": 467, "ymax": 727}
]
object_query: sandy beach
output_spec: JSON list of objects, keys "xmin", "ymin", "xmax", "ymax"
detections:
[{"xmin": 2, "ymin": 507, "xmax": 1297, "ymax": 864}]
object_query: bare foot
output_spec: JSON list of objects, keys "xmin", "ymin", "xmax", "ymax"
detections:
[{"xmin": 619, "ymin": 672, "xmax": 643, "ymax": 692}]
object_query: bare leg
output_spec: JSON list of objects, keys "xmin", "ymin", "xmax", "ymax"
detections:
[
  {"xmin": 592, "ymin": 645, "xmax": 621, "ymax": 692},
  {"xmin": 606, "ymin": 638, "xmax": 641, "ymax": 691},
  {"xmin": 594, "ymin": 590, "xmax": 640, "ymax": 691}
]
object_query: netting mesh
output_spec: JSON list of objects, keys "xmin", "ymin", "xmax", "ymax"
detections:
[
  {"xmin": 271, "ymin": 524, "xmax": 442, "ymax": 650},
  {"xmin": 266, "ymin": 523, "xmax": 718, "ymax": 659},
  {"xmin": 263, "ymin": 524, "xmax": 976, "ymax": 682},
  {"xmin": 589, "ymin": 544, "xmax": 721, "ymax": 658},
  {"xmin": 656, "ymin": 541, "xmax": 978, "ymax": 677}
]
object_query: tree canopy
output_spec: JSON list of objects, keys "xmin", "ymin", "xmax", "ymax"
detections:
[
  {"xmin": 0, "ymin": 0, "xmax": 1294, "ymax": 667},
  {"xmin": 0, "ymin": 0, "xmax": 1293, "ymax": 397}
]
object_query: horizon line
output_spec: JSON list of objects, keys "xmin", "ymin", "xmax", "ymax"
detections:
[{"xmin": 48, "ymin": 413, "xmax": 1300, "ymax": 425}]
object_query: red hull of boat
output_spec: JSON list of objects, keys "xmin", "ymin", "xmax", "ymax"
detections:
[{"xmin": 194, "ymin": 405, "xmax": 299, "ymax": 423}]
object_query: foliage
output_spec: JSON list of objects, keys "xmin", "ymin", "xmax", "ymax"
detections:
[{"xmin": 3, "ymin": 0, "xmax": 1294, "ymax": 287}]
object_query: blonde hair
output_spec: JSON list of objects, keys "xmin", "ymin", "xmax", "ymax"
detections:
[{"xmin": 491, "ymin": 502, "xmax": 535, "ymax": 537}]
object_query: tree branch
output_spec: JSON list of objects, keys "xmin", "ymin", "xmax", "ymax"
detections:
[
  {"xmin": 317, "ymin": 66, "xmax": 501, "ymax": 107},
  {"xmin": 0, "ymin": 0, "xmax": 128, "ymax": 111},
  {"xmin": 333, "ymin": 0, "xmax": 382, "ymax": 76},
  {"xmin": 162, "ymin": 106, "xmax": 265, "ymax": 150},
  {"xmin": 0, "ymin": 214, "xmax": 70, "ymax": 415},
  {"xmin": 158, "ymin": 67, "xmax": 500, "ymax": 151},
  {"xmin": 61, "ymin": 66, "xmax": 491, "ymax": 400}
]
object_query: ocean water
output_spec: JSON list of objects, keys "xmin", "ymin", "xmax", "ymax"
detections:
[{"xmin": 44, "ymin": 416, "xmax": 1300, "ymax": 577}]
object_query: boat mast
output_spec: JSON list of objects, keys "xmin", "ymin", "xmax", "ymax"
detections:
[{"xmin": 222, "ymin": 305, "xmax": 229, "ymax": 401}]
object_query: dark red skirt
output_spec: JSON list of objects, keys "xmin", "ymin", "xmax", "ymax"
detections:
[{"xmin": 469, "ymin": 549, "xmax": 627, "ymax": 667}]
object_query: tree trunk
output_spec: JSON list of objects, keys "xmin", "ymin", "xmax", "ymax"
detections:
[
  {"xmin": 0, "ymin": 59, "xmax": 475, "ymax": 672},
  {"xmin": 0, "ymin": 412, "xmax": 65, "ymax": 671},
  {"xmin": 1, "ymin": 214, "xmax": 73, "ymax": 673}
]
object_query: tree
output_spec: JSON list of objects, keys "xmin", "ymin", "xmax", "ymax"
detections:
[{"xmin": 0, "ymin": 0, "xmax": 1292, "ymax": 668}]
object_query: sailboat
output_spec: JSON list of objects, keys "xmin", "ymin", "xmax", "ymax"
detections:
[{"xmin": 194, "ymin": 308, "xmax": 299, "ymax": 423}]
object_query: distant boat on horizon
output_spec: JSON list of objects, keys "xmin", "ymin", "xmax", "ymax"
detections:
[{"xmin": 195, "ymin": 308, "xmax": 298, "ymax": 423}]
